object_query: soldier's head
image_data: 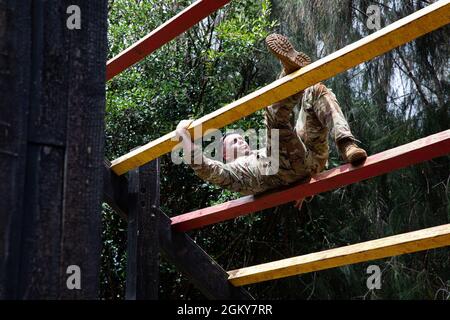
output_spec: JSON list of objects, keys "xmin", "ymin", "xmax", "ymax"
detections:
[{"xmin": 222, "ymin": 133, "xmax": 251, "ymax": 163}]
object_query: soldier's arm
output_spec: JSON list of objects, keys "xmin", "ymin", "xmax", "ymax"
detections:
[
  {"xmin": 175, "ymin": 121, "xmax": 236, "ymax": 189},
  {"xmin": 190, "ymin": 148, "xmax": 263, "ymax": 195},
  {"xmin": 190, "ymin": 149, "xmax": 235, "ymax": 188}
]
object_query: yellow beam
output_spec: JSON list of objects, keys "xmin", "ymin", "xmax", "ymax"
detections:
[
  {"xmin": 227, "ymin": 224, "xmax": 450, "ymax": 286},
  {"xmin": 110, "ymin": 0, "xmax": 450, "ymax": 175}
]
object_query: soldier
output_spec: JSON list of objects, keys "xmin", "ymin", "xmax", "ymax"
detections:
[{"xmin": 175, "ymin": 34, "xmax": 367, "ymax": 207}]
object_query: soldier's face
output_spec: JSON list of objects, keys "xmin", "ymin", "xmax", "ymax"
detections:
[{"xmin": 223, "ymin": 134, "xmax": 251, "ymax": 162}]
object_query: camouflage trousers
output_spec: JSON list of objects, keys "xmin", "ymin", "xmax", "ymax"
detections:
[{"xmin": 264, "ymin": 82, "xmax": 355, "ymax": 183}]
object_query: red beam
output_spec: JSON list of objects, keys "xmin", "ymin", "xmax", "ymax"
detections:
[
  {"xmin": 106, "ymin": 0, "xmax": 231, "ymax": 80},
  {"xmin": 171, "ymin": 130, "xmax": 450, "ymax": 232}
]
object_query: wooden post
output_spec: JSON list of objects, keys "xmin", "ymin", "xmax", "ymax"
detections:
[
  {"xmin": 103, "ymin": 163, "xmax": 253, "ymax": 300},
  {"xmin": 0, "ymin": 0, "xmax": 108, "ymax": 299},
  {"xmin": 0, "ymin": 0, "xmax": 32, "ymax": 300},
  {"xmin": 126, "ymin": 160, "xmax": 160, "ymax": 300},
  {"xmin": 158, "ymin": 214, "xmax": 253, "ymax": 300}
]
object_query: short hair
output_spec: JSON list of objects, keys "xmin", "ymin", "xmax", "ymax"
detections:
[
  {"xmin": 221, "ymin": 132, "xmax": 237, "ymax": 143},
  {"xmin": 221, "ymin": 131, "xmax": 239, "ymax": 161}
]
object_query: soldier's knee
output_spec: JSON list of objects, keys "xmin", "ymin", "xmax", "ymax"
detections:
[
  {"xmin": 312, "ymin": 83, "xmax": 329, "ymax": 100},
  {"xmin": 303, "ymin": 83, "xmax": 327, "ymax": 111}
]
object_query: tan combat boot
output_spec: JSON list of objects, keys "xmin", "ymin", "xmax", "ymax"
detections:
[
  {"xmin": 265, "ymin": 34, "xmax": 312, "ymax": 74},
  {"xmin": 338, "ymin": 138, "xmax": 368, "ymax": 165}
]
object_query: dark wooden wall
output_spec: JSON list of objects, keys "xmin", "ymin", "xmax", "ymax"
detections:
[{"xmin": 0, "ymin": 0, "xmax": 108, "ymax": 299}]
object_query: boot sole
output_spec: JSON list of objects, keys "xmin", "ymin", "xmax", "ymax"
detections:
[
  {"xmin": 347, "ymin": 149, "xmax": 368, "ymax": 166},
  {"xmin": 266, "ymin": 34, "xmax": 311, "ymax": 73}
]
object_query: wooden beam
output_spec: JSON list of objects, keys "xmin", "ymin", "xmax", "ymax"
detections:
[
  {"xmin": 110, "ymin": 0, "xmax": 450, "ymax": 175},
  {"xmin": 106, "ymin": 0, "xmax": 231, "ymax": 80},
  {"xmin": 102, "ymin": 163, "xmax": 254, "ymax": 300},
  {"xmin": 158, "ymin": 213, "xmax": 254, "ymax": 300},
  {"xmin": 171, "ymin": 130, "xmax": 450, "ymax": 232},
  {"xmin": 227, "ymin": 224, "xmax": 450, "ymax": 286},
  {"xmin": 126, "ymin": 160, "xmax": 160, "ymax": 300}
]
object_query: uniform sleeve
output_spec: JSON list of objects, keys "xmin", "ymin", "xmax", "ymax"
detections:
[
  {"xmin": 189, "ymin": 144, "xmax": 236, "ymax": 190},
  {"xmin": 188, "ymin": 145, "xmax": 264, "ymax": 195}
]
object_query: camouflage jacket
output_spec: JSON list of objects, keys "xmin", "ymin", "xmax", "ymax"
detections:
[{"xmin": 190, "ymin": 143, "xmax": 310, "ymax": 196}]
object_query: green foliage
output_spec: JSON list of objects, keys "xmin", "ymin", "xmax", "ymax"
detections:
[
  {"xmin": 211, "ymin": 0, "xmax": 276, "ymax": 60},
  {"xmin": 100, "ymin": 204, "xmax": 127, "ymax": 299}
]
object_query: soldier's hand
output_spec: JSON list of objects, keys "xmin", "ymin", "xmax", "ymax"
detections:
[
  {"xmin": 175, "ymin": 119, "xmax": 194, "ymax": 139},
  {"xmin": 176, "ymin": 119, "xmax": 194, "ymax": 130}
]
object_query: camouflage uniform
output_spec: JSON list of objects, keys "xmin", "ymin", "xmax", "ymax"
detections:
[{"xmin": 190, "ymin": 82, "xmax": 355, "ymax": 195}]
